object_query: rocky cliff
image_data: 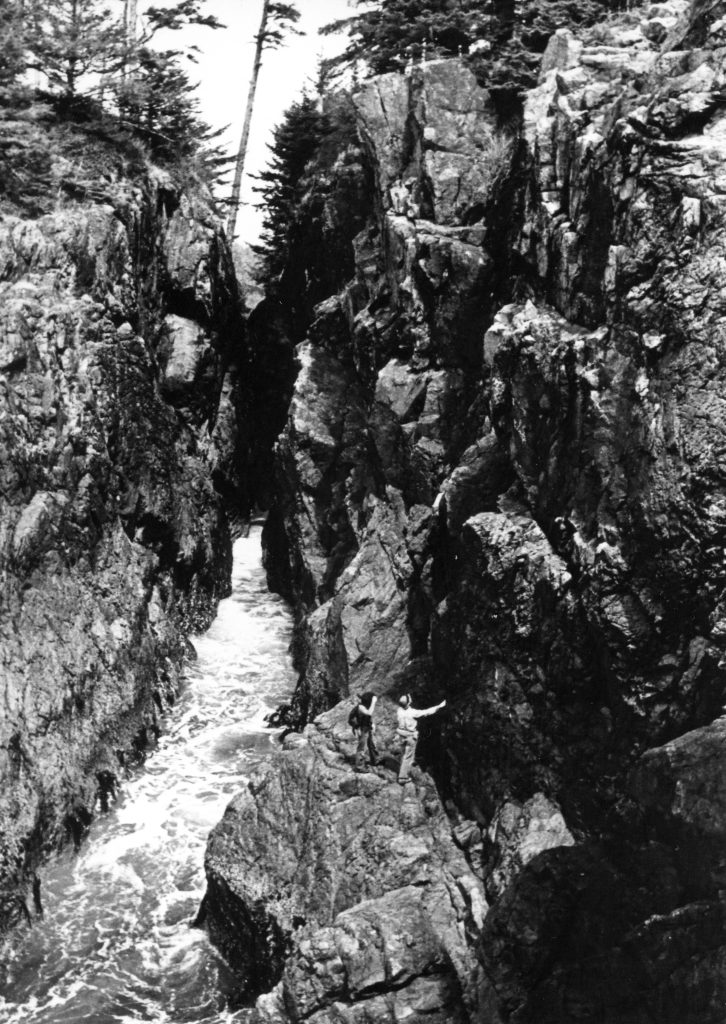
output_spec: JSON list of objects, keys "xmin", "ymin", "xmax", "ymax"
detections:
[
  {"xmin": 0, "ymin": 104, "xmax": 247, "ymax": 927},
  {"xmin": 202, "ymin": 1, "xmax": 726, "ymax": 1021}
]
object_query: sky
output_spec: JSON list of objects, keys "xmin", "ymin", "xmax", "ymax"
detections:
[{"xmin": 185, "ymin": 0, "xmax": 354, "ymax": 242}]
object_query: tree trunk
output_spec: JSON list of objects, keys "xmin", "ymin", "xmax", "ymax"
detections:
[
  {"xmin": 122, "ymin": 0, "xmax": 138, "ymax": 81},
  {"xmin": 226, "ymin": 0, "xmax": 270, "ymax": 240},
  {"xmin": 66, "ymin": 0, "xmax": 79, "ymax": 97},
  {"xmin": 125, "ymin": 0, "xmax": 138, "ymax": 44}
]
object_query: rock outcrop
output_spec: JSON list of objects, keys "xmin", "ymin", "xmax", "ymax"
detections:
[
  {"xmin": 202, "ymin": 1, "xmax": 726, "ymax": 1021},
  {"xmin": 202, "ymin": 709, "xmax": 485, "ymax": 1022},
  {"xmin": 0, "ymin": 111, "xmax": 247, "ymax": 925}
]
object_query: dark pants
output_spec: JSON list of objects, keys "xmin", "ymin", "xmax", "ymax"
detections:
[{"xmin": 355, "ymin": 726, "xmax": 378, "ymax": 768}]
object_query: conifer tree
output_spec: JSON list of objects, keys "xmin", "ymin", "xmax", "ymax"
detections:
[
  {"xmin": 322, "ymin": 0, "xmax": 632, "ymax": 85},
  {"xmin": 4, "ymin": 0, "xmax": 224, "ymax": 180},
  {"xmin": 112, "ymin": 2, "xmax": 222, "ymax": 157},
  {"xmin": 226, "ymin": 0, "xmax": 302, "ymax": 240},
  {"xmin": 0, "ymin": 1, "xmax": 28, "ymax": 93},
  {"xmin": 121, "ymin": 0, "xmax": 223, "ymax": 99},
  {"xmin": 322, "ymin": 0, "xmax": 490, "ymax": 76},
  {"xmin": 118, "ymin": 47, "xmax": 222, "ymax": 160},
  {"xmin": 143, "ymin": 0, "xmax": 222, "ymax": 36},
  {"xmin": 26, "ymin": 0, "xmax": 127, "ymax": 99},
  {"xmin": 252, "ymin": 94, "xmax": 328, "ymax": 281},
  {"xmin": 23, "ymin": 0, "xmax": 221, "ymax": 105}
]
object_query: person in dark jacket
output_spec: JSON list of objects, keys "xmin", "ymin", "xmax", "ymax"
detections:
[{"xmin": 354, "ymin": 691, "xmax": 378, "ymax": 771}]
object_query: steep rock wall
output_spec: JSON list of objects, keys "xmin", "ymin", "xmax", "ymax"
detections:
[
  {"xmin": 204, "ymin": 2, "xmax": 726, "ymax": 1021},
  {"xmin": 202, "ymin": 724, "xmax": 484, "ymax": 1021},
  {"xmin": 0, "ymin": 131, "xmax": 247, "ymax": 926}
]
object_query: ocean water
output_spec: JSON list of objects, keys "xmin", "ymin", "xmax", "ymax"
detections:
[{"xmin": 0, "ymin": 527, "xmax": 296, "ymax": 1023}]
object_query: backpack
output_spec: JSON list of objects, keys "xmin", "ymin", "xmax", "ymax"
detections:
[
  {"xmin": 348, "ymin": 701, "xmax": 362, "ymax": 733},
  {"xmin": 348, "ymin": 691, "xmax": 374, "ymax": 733}
]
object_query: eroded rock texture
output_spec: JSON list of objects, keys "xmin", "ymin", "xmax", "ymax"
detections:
[
  {"xmin": 0, "ymin": 142, "xmax": 247, "ymax": 924},
  {"xmin": 203, "ymin": 2, "xmax": 726, "ymax": 1021},
  {"xmin": 202, "ymin": 710, "xmax": 485, "ymax": 1022}
]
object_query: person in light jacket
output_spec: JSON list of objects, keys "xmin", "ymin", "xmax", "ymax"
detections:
[{"xmin": 396, "ymin": 693, "xmax": 446, "ymax": 784}]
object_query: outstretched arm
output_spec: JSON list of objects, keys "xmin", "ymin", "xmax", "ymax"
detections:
[{"xmin": 412, "ymin": 700, "xmax": 446, "ymax": 719}]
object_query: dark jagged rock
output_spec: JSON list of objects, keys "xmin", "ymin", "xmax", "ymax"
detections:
[
  {"xmin": 203, "ymin": 710, "xmax": 485, "ymax": 1022},
  {"xmin": 631, "ymin": 718, "xmax": 726, "ymax": 897},
  {"xmin": 269, "ymin": 342, "xmax": 371, "ymax": 611},
  {"xmin": 0, "ymin": 118, "xmax": 248, "ymax": 922},
  {"xmin": 201, "ymin": 1, "xmax": 726, "ymax": 1020}
]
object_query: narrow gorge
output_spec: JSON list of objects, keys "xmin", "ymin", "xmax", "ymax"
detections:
[{"xmin": 4, "ymin": 0, "xmax": 726, "ymax": 1022}]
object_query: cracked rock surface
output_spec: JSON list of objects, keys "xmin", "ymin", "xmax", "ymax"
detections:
[
  {"xmin": 0, "ymin": 124, "xmax": 247, "ymax": 923},
  {"xmin": 203, "ymin": 1, "xmax": 726, "ymax": 1020},
  {"xmin": 202, "ymin": 708, "xmax": 484, "ymax": 1023}
]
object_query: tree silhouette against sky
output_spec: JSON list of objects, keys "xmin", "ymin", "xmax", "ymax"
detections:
[{"xmin": 226, "ymin": 0, "xmax": 301, "ymax": 240}]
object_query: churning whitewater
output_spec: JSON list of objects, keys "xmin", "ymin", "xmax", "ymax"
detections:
[{"xmin": 0, "ymin": 528, "xmax": 296, "ymax": 1023}]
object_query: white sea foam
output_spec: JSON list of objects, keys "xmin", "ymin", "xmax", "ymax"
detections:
[{"xmin": 2, "ymin": 528, "xmax": 294, "ymax": 1024}]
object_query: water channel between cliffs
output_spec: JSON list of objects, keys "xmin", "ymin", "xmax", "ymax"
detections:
[{"xmin": 0, "ymin": 527, "xmax": 296, "ymax": 1024}]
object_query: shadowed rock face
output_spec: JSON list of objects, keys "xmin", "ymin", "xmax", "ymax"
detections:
[
  {"xmin": 0, "ymin": 160, "xmax": 247, "ymax": 923},
  {"xmin": 203, "ymin": 1, "xmax": 726, "ymax": 1020}
]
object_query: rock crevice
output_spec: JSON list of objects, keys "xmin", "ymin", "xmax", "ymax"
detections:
[
  {"xmin": 0, "ymin": 123, "xmax": 248, "ymax": 926},
  {"xmin": 199, "ymin": 2, "xmax": 726, "ymax": 1019}
]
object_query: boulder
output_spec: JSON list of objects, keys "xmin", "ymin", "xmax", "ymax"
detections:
[
  {"xmin": 203, "ymin": 716, "xmax": 485, "ymax": 1020},
  {"xmin": 631, "ymin": 719, "xmax": 726, "ymax": 894}
]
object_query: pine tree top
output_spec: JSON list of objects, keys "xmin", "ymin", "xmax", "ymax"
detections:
[{"xmin": 321, "ymin": 0, "xmax": 636, "ymax": 93}]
